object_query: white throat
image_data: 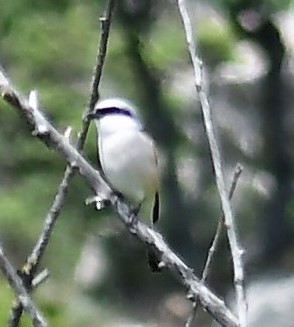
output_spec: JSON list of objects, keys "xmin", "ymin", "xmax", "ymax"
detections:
[{"xmin": 95, "ymin": 114, "xmax": 141, "ymax": 137}]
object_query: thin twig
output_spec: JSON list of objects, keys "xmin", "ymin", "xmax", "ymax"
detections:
[
  {"xmin": 31, "ymin": 269, "xmax": 50, "ymax": 289},
  {"xmin": 177, "ymin": 1, "xmax": 247, "ymax": 326},
  {"xmin": 0, "ymin": 69, "xmax": 239, "ymax": 327},
  {"xmin": 7, "ymin": 1, "xmax": 115, "ymax": 326},
  {"xmin": 0, "ymin": 245, "xmax": 47, "ymax": 327},
  {"xmin": 185, "ymin": 164, "xmax": 243, "ymax": 327}
]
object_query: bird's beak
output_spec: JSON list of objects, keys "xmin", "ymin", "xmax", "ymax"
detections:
[{"xmin": 87, "ymin": 112, "xmax": 99, "ymax": 120}]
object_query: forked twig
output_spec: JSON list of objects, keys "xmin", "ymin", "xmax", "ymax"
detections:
[
  {"xmin": 7, "ymin": 1, "xmax": 115, "ymax": 326},
  {"xmin": 185, "ymin": 164, "xmax": 243, "ymax": 327},
  {"xmin": 177, "ymin": 1, "xmax": 247, "ymax": 325}
]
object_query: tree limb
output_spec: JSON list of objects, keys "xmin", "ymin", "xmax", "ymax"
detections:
[
  {"xmin": 177, "ymin": 1, "xmax": 247, "ymax": 326},
  {"xmin": 7, "ymin": 1, "xmax": 115, "ymax": 326}
]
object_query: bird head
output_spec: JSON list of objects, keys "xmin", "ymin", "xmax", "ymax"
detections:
[{"xmin": 88, "ymin": 97, "xmax": 143, "ymax": 136}]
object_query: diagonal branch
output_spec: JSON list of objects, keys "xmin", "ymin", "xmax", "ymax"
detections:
[
  {"xmin": 0, "ymin": 245, "xmax": 47, "ymax": 327},
  {"xmin": 7, "ymin": 1, "xmax": 115, "ymax": 326},
  {"xmin": 177, "ymin": 1, "xmax": 247, "ymax": 326},
  {"xmin": 185, "ymin": 164, "xmax": 243, "ymax": 327},
  {"xmin": 0, "ymin": 68, "xmax": 238, "ymax": 327}
]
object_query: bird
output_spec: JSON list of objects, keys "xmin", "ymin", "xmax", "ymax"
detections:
[
  {"xmin": 88, "ymin": 98, "xmax": 161, "ymax": 272},
  {"xmin": 87, "ymin": 97, "xmax": 160, "ymax": 226}
]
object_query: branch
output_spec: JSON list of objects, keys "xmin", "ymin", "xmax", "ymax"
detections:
[
  {"xmin": 31, "ymin": 269, "xmax": 50, "ymax": 289},
  {"xmin": 177, "ymin": 1, "xmax": 247, "ymax": 326},
  {"xmin": 8, "ymin": 1, "xmax": 115, "ymax": 325},
  {"xmin": 0, "ymin": 70, "xmax": 238, "ymax": 327},
  {"xmin": 0, "ymin": 245, "xmax": 47, "ymax": 327},
  {"xmin": 185, "ymin": 164, "xmax": 243, "ymax": 327}
]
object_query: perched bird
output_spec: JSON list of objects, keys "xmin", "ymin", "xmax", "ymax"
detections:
[
  {"xmin": 88, "ymin": 97, "xmax": 160, "ymax": 227},
  {"xmin": 88, "ymin": 98, "xmax": 161, "ymax": 271}
]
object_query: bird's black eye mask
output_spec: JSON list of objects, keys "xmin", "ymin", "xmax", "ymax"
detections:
[{"xmin": 87, "ymin": 107, "xmax": 134, "ymax": 120}]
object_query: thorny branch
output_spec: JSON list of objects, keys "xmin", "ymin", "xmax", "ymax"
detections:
[
  {"xmin": 0, "ymin": 68, "xmax": 238, "ymax": 327},
  {"xmin": 185, "ymin": 164, "xmax": 243, "ymax": 327},
  {"xmin": 7, "ymin": 1, "xmax": 115, "ymax": 326},
  {"xmin": 177, "ymin": 1, "xmax": 247, "ymax": 326}
]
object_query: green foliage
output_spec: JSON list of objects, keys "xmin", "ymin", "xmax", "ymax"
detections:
[
  {"xmin": 0, "ymin": 279, "xmax": 14, "ymax": 322},
  {"xmin": 197, "ymin": 18, "xmax": 236, "ymax": 67},
  {"xmin": 146, "ymin": 14, "xmax": 187, "ymax": 69}
]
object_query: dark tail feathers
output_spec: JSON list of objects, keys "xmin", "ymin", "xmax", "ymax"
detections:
[{"xmin": 152, "ymin": 192, "xmax": 160, "ymax": 224}]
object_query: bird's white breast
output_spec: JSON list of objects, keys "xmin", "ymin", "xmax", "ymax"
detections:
[{"xmin": 98, "ymin": 129, "xmax": 158, "ymax": 205}]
